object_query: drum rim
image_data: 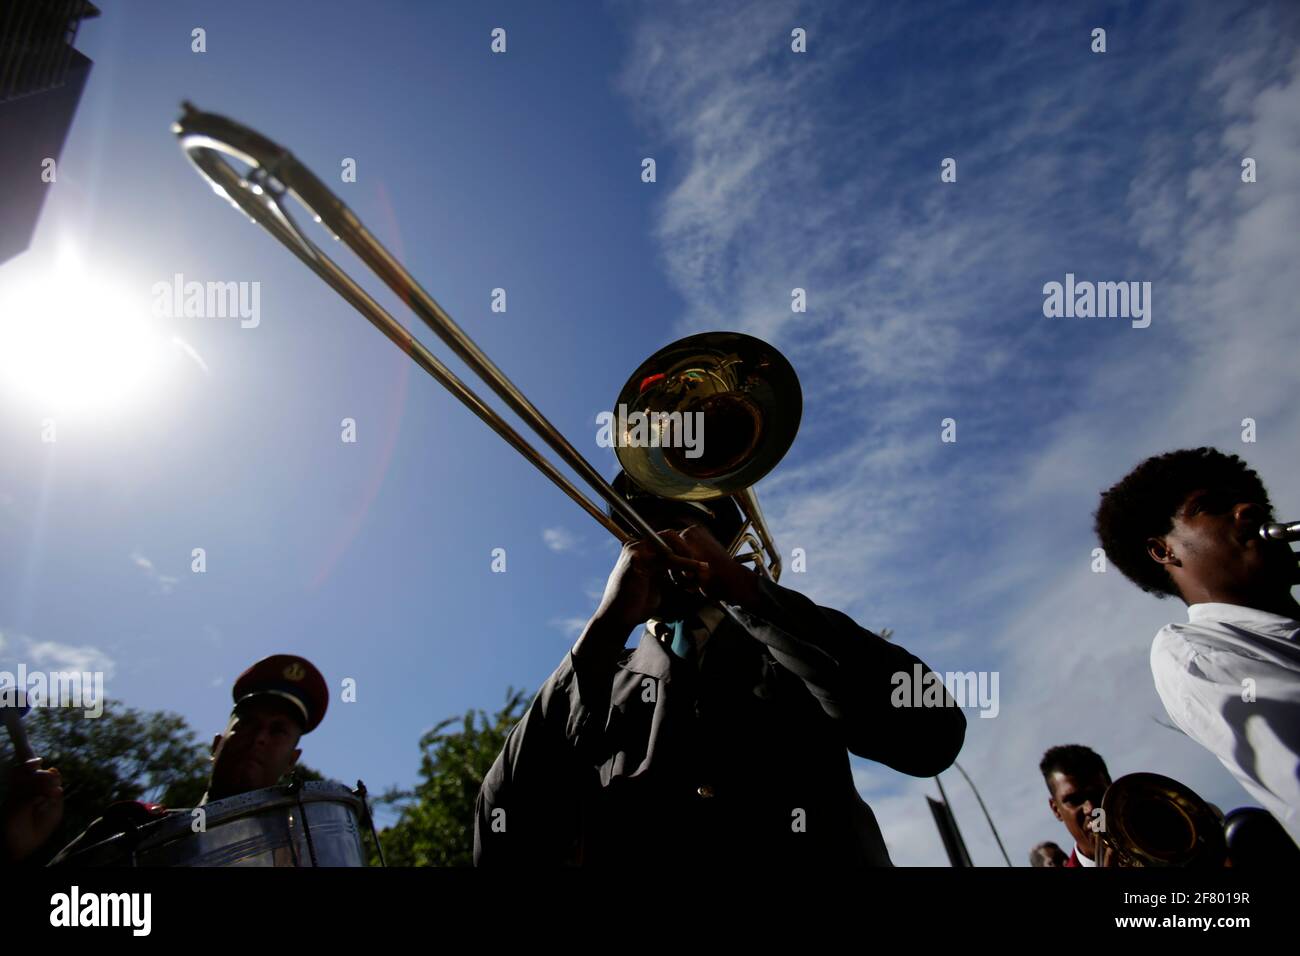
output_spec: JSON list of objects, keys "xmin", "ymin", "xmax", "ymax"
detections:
[
  {"xmin": 134, "ymin": 780, "xmax": 363, "ymax": 847},
  {"xmin": 58, "ymin": 780, "xmax": 364, "ymax": 861}
]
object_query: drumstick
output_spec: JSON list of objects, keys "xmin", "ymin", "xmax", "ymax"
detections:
[{"xmin": 1, "ymin": 687, "xmax": 36, "ymax": 764}]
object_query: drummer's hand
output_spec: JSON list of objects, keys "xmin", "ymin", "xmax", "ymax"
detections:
[
  {"xmin": 658, "ymin": 525, "xmax": 764, "ymax": 609},
  {"xmin": 2, "ymin": 758, "xmax": 64, "ymax": 863}
]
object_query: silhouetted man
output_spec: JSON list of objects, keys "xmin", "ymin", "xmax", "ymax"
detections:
[{"xmin": 475, "ymin": 474, "xmax": 967, "ymax": 866}]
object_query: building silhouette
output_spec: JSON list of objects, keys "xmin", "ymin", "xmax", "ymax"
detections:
[{"xmin": 0, "ymin": 0, "xmax": 100, "ymax": 265}]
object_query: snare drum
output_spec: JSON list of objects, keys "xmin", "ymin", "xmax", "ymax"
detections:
[{"xmin": 53, "ymin": 780, "xmax": 371, "ymax": 867}]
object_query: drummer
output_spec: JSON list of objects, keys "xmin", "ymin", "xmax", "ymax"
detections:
[
  {"xmin": 6, "ymin": 654, "xmax": 328, "ymax": 865},
  {"xmin": 201, "ymin": 654, "xmax": 329, "ymax": 806}
]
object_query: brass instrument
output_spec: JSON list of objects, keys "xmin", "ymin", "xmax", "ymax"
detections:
[
  {"xmin": 1260, "ymin": 520, "xmax": 1300, "ymax": 542},
  {"xmin": 171, "ymin": 104, "xmax": 799, "ymax": 579},
  {"xmin": 613, "ymin": 332, "xmax": 799, "ymax": 578},
  {"xmin": 1093, "ymin": 772, "xmax": 1226, "ymax": 867}
]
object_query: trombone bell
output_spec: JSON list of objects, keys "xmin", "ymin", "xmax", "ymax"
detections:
[
  {"xmin": 613, "ymin": 332, "xmax": 801, "ymax": 580},
  {"xmin": 613, "ymin": 332, "xmax": 801, "ymax": 501}
]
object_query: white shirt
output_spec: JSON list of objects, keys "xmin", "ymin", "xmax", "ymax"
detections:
[
  {"xmin": 1150, "ymin": 602, "xmax": 1300, "ymax": 847},
  {"xmin": 1074, "ymin": 844, "xmax": 1096, "ymax": 867}
]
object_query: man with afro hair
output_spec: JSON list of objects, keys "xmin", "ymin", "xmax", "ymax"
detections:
[{"xmin": 1095, "ymin": 447, "xmax": 1300, "ymax": 846}]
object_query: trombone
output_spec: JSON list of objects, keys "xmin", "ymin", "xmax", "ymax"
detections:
[{"xmin": 171, "ymin": 103, "xmax": 799, "ymax": 580}]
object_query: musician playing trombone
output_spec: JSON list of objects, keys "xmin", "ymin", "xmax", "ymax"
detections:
[
  {"xmin": 1095, "ymin": 447, "xmax": 1300, "ymax": 847},
  {"xmin": 474, "ymin": 473, "xmax": 967, "ymax": 866}
]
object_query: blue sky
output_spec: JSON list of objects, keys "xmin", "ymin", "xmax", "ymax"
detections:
[{"xmin": 1, "ymin": 0, "xmax": 1298, "ymax": 865}]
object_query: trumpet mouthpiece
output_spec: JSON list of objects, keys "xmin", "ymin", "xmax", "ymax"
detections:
[{"xmin": 1259, "ymin": 521, "xmax": 1300, "ymax": 542}]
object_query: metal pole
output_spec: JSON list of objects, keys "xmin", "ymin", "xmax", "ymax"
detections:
[{"xmin": 952, "ymin": 760, "xmax": 1013, "ymax": 867}]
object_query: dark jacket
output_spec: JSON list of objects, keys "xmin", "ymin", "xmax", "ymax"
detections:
[{"xmin": 474, "ymin": 576, "xmax": 966, "ymax": 866}]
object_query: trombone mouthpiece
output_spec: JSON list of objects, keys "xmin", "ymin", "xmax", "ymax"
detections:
[{"xmin": 1259, "ymin": 521, "xmax": 1300, "ymax": 542}]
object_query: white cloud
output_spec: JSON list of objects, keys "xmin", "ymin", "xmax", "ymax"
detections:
[
  {"xmin": 0, "ymin": 631, "xmax": 116, "ymax": 680},
  {"xmin": 542, "ymin": 527, "xmax": 578, "ymax": 553},
  {"xmin": 130, "ymin": 550, "xmax": 177, "ymax": 595},
  {"xmin": 25, "ymin": 640, "xmax": 117, "ymax": 678},
  {"xmin": 550, "ymin": 617, "xmax": 588, "ymax": 641}
]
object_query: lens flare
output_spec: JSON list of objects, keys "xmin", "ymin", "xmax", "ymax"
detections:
[{"xmin": 0, "ymin": 256, "xmax": 169, "ymax": 417}]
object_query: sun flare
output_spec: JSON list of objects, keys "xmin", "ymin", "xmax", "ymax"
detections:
[{"xmin": 0, "ymin": 251, "xmax": 171, "ymax": 417}]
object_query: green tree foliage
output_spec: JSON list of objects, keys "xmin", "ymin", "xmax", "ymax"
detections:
[{"xmin": 371, "ymin": 688, "xmax": 529, "ymax": 867}]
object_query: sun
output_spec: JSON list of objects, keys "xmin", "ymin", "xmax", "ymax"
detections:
[{"xmin": 0, "ymin": 246, "xmax": 171, "ymax": 418}]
